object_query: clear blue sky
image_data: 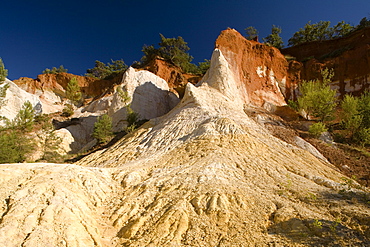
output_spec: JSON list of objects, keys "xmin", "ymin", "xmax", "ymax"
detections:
[{"xmin": 1, "ymin": 0, "xmax": 370, "ymax": 80}]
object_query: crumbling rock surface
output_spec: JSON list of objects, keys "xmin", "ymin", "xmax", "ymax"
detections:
[
  {"xmin": 1, "ymin": 47, "xmax": 369, "ymax": 246},
  {"xmin": 215, "ymin": 28, "xmax": 289, "ymax": 107},
  {"xmin": 143, "ymin": 57, "xmax": 202, "ymax": 98},
  {"xmin": 14, "ymin": 72, "xmax": 119, "ymax": 100},
  {"xmin": 282, "ymin": 27, "xmax": 370, "ymax": 98}
]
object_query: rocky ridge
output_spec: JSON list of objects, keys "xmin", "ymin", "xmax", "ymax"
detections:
[{"xmin": 0, "ymin": 43, "xmax": 369, "ymax": 246}]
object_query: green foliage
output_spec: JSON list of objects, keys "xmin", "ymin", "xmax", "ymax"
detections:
[
  {"xmin": 245, "ymin": 26, "xmax": 258, "ymax": 40},
  {"xmin": 297, "ymin": 68, "xmax": 337, "ymax": 122},
  {"xmin": 92, "ymin": 114, "xmax": 113, "ymax": 144},
  {"xmin": 139, "ymin": 34, "xmax": 196, "ymax": 73},
  {"xmin": 358, "ymin": 91, "xmax": 370, "ymax": 128},
  {"xmin": 62, "ymin": 103, "xmax": 74, "ymax": 117},
  {"xmin": 341, "ymin": 95, "xmax": 362, "ymax": 137},
  {"xmin": 12, "ymin": 101, "xmax": 35, "ymax": 131},
  {"xmin": 0, "ymin": 58, "xmax": 8, "ymax": 82},
  {"xmin": 42, "ymin": 65, "xmax": 68, "ymax": 74},
  {"xmin": 66, "ymin": 77, "xmax": 82, "ymax": 106},
  {"xmin": 288, "ymin": 20, "xmax": 354, "ymax": 46},
  {"xmin": 86, "ymin": 59, "xmax": 127, "ymax": 79},
  {"xmin": 0, "ymin": 130, "xmax": 33, "ymax": 163},
  {"xmin": 37, "ymin": 115, "xmax": 63, "ymax": 162},
  {"xmin": 356, "ymin": 17, "xmax": 370, "ymax": 30},
  {"xmin": 309, "ymin": 122, "xmax": 328, "ymax": 138},
  {"xmin": 126, "ymin": 105, "xmax": 140, "ymax": 132},
  {"xmin": 197, "ymin": 59, "xmax": 211, "ymax": 75},
  {"xmin": 263, "ymin": 25, "xmax": 284, "ymax": 49},
  {"xmin": 354, "ymin": 127, "xmax": 370, "ymax": 147},
  {"xmin": 158, "ymin": 34, "xmax": 193, "ymax": 70},
  {"xmin": 0, "ymin": 83, "xmax": 10, "ymax": 108},
  {"xmin": 116, "ymin": 87, "xmax": 130, "ymax": 104}
]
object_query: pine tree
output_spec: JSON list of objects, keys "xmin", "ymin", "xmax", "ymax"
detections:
[
  {"xmin": 263, "ymin": 25, "xmax": 284, "ymax": 49},
  {"xmin": 66, "ymin": 77, "xmax": 82, "ymax": 106},
  {"xmin": 92, "ymin": 114, "xmax": 113, "ymax": 144},
  {"xmin": 245, "ymin": 26, "xmax": 258, "ymax": 40}
]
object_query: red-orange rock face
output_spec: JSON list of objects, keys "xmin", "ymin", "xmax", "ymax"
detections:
[
  {"xmin": 282, "ymin": 27, "xmax": 370, "ymax": 98},
  {"xmin": 215, "ymin": 28, "xmax": 288, "ymax": 107},
  {"xmin": 14, "ymin": 73, "xmax": 120, "ymax": 99},
  {"xmin": 143, "ymin": 58, "xmax": 202, "ymax": 97}
]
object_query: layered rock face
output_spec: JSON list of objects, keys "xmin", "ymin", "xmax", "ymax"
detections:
[
  {"xmin": 215, "ymin": 28, "xmax": 288, "ymax": 107},
  {"xmin": 282, "ymin": 27, "xmax": 370, "ymax": 98},
  {"xmin": 1, "ymin": 48, "xmax": 369, "ymax": 246}
]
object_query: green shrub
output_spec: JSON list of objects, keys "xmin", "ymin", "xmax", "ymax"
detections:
[
  {"xmin": 37, "ymin": 115, "xmax": 63, "ymax": 162},
  {"xmin": 0, "ymin": 83, "xmax": 9, "ymax": 108},
  {"xmin": 0, "ymin": 130, "xmax": 34, "ymax": 163},
  {"xmin": 92, "ymin": 114, "xmax": 113, "ymax": 144},
  {"xmin": 297, "ymin": 68, "xmax": 337, "ymax": 122},
  {"xmin": 66, "ymin": 77, "xmax": 82, "ymax": 106},
  {"xmin": 354, "ymin": 128, "xmax": 370, "ymax": 147},
  {"xmin": 12, "ymin": 101, "xmax": 35, "ymax": 131},
  {"xmin": 309, "ymin": 122, "xmax": 328, "ymax": 138},
  {"xmin": 126, "ymin": 105, "xmax": 139, "ymax": 128},
  {"xmin": 62, "ymin": 103, "xmax": 74, "ymax": 117},
  {"xmin": 0, "ymin": 58, "xmax": 8, "ymax": 82},
  {"xmin": 116, "ymin": 87, "xmax": 130, "ymax": 104}
]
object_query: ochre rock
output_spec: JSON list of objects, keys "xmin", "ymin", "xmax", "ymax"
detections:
[
  {"xmin": 282, "ymin": 27, "xmax": 370, "ymax": 98},
  {"xmin": 143, "ymin": 57, "xmax": 202, "ymax": 97},
  {"xmin": 215, "ymin": 28, "xmax": 288, "ymax": 107},
  {"xmin": 14, "ymin": 72, "xmax": 119, "ymax": 99}
]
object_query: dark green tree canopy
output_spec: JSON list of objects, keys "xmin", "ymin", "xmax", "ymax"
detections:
[
  {"xmin": 288, "ymin": 20, "xmax": 354, "ymax": 46},
  {"xmin": 42, "ymin": 65, "xmax": 68, "ymax": 74},
  {"xmin": 245, "ymin": 26, "xmax": 259, "ymax": 40},
  {"xmin": 139, "ymin": 34, "xmax": 195, "ymax": 73},
  {"xmin": 263, "ymin": 25, "xmax": 284, "ymax": 49},
  {"xmin": 86, "ymin": 59, "xmax": 127, "ymax": 79}
]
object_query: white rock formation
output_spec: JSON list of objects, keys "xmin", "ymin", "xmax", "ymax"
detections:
[
  {"xmin": 0, "ymin": 49, "xmax": 369, "ymax": 246},
  {"xmin": 0, "ymin": 79, "xmax": 41, "ymax": 124},
  {"xmin": 65, "ymin": 67, "xmax": 180, "ymax": 153}
]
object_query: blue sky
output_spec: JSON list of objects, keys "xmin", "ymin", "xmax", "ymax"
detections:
[{"xmin": 1, "ymin": 0, "xmax": 370, "ymax": 80}]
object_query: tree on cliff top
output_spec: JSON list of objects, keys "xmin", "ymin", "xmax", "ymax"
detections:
[
  {"xmin": 42, "ymin": 65, "xmax": 68, "ymax": 74},
  {"xmin": 288, "ymin": 20, "xmax": 354, "ymax": 46},
  {"xmin": 263, "ymin": 25, "xmax": 284, "ymax": 49},
  {"xmin": 139, "ymin": 34, "xmax": 195, "ymax": 73},
  {"xmin": 86, "ymin": 59, "xmax": 127, "ymax": 79},
  {"xmin": 245, "ymin": 26, "xmax": 258, "ymax": 41}
]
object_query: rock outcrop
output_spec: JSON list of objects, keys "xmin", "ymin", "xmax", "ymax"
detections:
[
  {"xmin": 61, "ymin": 67, "xmax": 179, "ymax": 152},
  {"xmin": 215, "ymin": 28, "xmax": 288, "ymax": 107},
  {"xmin": 143, "ymin": 57, "xmax": 202, "ymax": 97},
  {"xmin": 1, "ymin": 48, "xmax": 368, "ymax": 246},
  {"xmin": 282, "ymin": 27, "xmax": 370, "ymax": 98},
  {"xmin": 0, "ymin": 79, "xmax": 42, "ymax": 123},
  {"xmin": 14, "ymin": 72, "xmax": 119, "ymax": 99}
]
